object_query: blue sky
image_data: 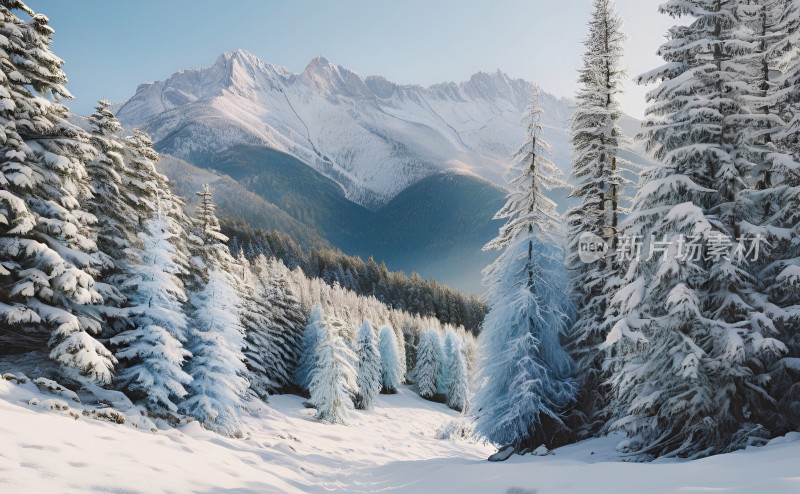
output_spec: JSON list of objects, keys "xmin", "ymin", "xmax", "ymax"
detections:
[{"xmin": 28, "ymin": 0, "xmax": 673, "ymax": 118}]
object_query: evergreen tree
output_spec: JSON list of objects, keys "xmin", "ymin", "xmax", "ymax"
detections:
[
  {"xmin": 353, "ymin": 319, "xmax": 381, "ymax": 410},
  {"xmin": 743, "ymin": 0, "xmax": 800, "ymax": 434},
  {"xmin": 85, "ymin": 100, "xmax": 132, "ymax": 264},
  {"xmin": 296, "ymin": 305, "xmax": 325, "ymax": 391},
  {"xmin": 414, "ymin": 329, "xmax": 439, "ymax": 399},
  {"xmin": 446, "ymin": 337, "xmax": 469, "ymax": 413},
  {"xmin": 472, "ymin": 88, "xmax": 577, "ymax": 452},
  {"xmin": 604, "ymin": 0, "xmax": 774, "ymax": 458},
  {"xmin": 378, "ymin": 324, "xmax": 403, "ymax": 393},
  {"xmin": 439, "ymin": 328, "xmax": 457, "ymax": 396},
  {"xmin": 236, "ymin": 251, "xmax": 275, "ymax": 400},
  {"xmin": 0, "ymin": 0, "xmax": 115, "ymax": 382},
  {"xmin": 244, "ymin": 254, "xmax": 305, "ymax": 397},
  {"xmin": 110, "ymin": 210, "xmax": 192, "ymax": 415},
  {"xmin": 182, "ymin": 185, "xmax": 248, "ymax": 437},
  {"xmin": 308, "ymin": 314, "xmax": 357, "ymax": 424},
  {"xmin": 433, "ymin": 329, "xmax": 448, "ymax": 396},
  {"xmin": 565, "ymin": 0, "xmax": 630, "ymax": 434}
]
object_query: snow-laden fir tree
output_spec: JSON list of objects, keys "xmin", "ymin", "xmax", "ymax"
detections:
[
  {"xmin": 110, "ymin": 208, "xmax": 193, "ymax": 415},
  {"xmin": 85, "ymin": 100, "xmax": 131, "ymax": 265},
  {"xmin": 378, "ymin": 324, "xmax": 403, "ymax": 393},
  {"xmin": 565, "ymin": 0, "xmax": 631, "ymax": 434},
  {"xmin": 603, "ymin": 0, "xmax": 777, "ymax": 458},
  {"xmin": 0, "ymin": 1, "xmax": 116, "ymax": 382},
  {"xmin": 296, "ymin": 305, "xmax": 325, "ymax": 391},
  {"xmin": 741, "ymin": 0, "xmax": 800, "ymax": 434},
  {"xmin": 353, "ymin": 319, "xmax": 381, "ymax": 410},
  {"xmin": 263, "ymin": 258, "xmax": 307, "ymax": 385},
  {"xmin": 85, "ymin": 102, "xmax": 172, "ymax": 338},
  {"xmin": 182, "ymin": 185, "xmax": 248, "ymax": 437},
  {"xmin": 414, "ymin": 329, "xmax": 439, "ymax": 399},
  {"xmin": 308, "ymin": 312, "xmax": 357, "ymax": 424},
  {"xmin": 244, "ymin": 254, "xmax": 306, "ymax": 397},
  {"xmin": 235, "ymin": 251, "xmax": 276, "ymax": 401},
  {"xmin": 439, "ymin": 328, "xmax": 458, "ymax": 396},
  {"xmin": 433, "ymin": 329, "xmax": 448, "ymax": 396},
  {"xmin": 472, "ymin": 88, "xmax": 577, "ymax": 452},
  {"xmin": 446, "ymin": 336, "xmax": 469, "ymax": 412}
]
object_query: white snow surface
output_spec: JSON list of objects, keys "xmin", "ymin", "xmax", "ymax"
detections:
[
  {"xmin": 115, "ymin": 50, "xmax": 643, "ymax": 208},
  {"xmin": 2, "ymin": 376, "xmax": 800, "ymax": 493}
]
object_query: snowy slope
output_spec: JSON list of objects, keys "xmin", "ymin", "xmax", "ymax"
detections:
[
  {"xmin": 2, "ymin": 374, "xmax": 800, "ymax": 493},
  {"xmin": 116, "ymin": 50, "xmax": 613, "ymax": 208},
  {"xmin": 155, "ymin": 154, "xmax": 330, "ymax": 250}
]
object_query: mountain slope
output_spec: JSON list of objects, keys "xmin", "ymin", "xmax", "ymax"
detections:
[
  {"xmin": 155, "ymin": 154, "xmax": 330, "ymax": 251},
  {"xmin": 117, "ymin": 50, "xmax": 581, "ymax": 209},
  {"xmin": 365, "ymin": 171, "xmax": 505, "ymax": 291}
]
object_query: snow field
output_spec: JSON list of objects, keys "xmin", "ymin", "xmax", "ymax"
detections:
[{"xmin": 2, "ymin": 376, "xmax": 800, "ymax": 493}]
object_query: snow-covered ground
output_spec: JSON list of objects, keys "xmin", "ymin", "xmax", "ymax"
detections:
[{"xmin": 1, "ymin": 375, "xmax": 799, "ymax": 493}]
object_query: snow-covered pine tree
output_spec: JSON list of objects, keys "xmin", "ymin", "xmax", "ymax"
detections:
[
  {"xmin": 110, "ymin": 208, "xmax": 192, "ymax": 415},
  {"xmin": 296, "ymin": 305, "xmax": 325, "ymax": 391},
  {"xmin": 84, "ymin": 100, "xmax": 153, "ymax": 338},
  {"xmin": 604, "ymin": 0, "xmax": 774, "ymax": 458},
  {"xmin": 182, "ymin": 185, "xmax": 248, "ymax": 437},
  {"xmin": 742, "ymin": 0, "xmax": 800, "ymax": 434},
  {"xmin": 433, "ymin": 329, "xmax": 448, "ymax": 396},
  {"xmin": 235, "ymin": 251, "xmax": 278, "ymax": 401},
  {"xmin": 85, "ymin": 100, "xmax": 131, "ymax": 265},
  {"xmin": 378, "ymin": 324, "xmax": 403, "ymax": 393},
  {"xmin": 0, "ymin": 1, "xmax": 116, "ymax": 382},
  {"xmin": 446, "ymin": 336, "xmax": 468, "ymax": 412},
  {"xmin": 439, "ymin": 328, "xmax": 457, "ymax": 396},
  {"xmin": 565, "ymin": 0, "xmax": 631, "ymax": 434},
  {"xmin": 472, "ymin": 87, "xmax": 577, "ymax": 452},
  {"xmin": 353, "ymin": 319, "xmax": 381, "ymax": 410},
  {"xmin": 414, "ymin": 329, "xmax": 439, "ymax": 399},
  {"xmin": 264, "ymin": 258, "xmax": 307, "ymax": 383},
  {"xmin": 122, "ymin": 130, "xmax": 182, "ymax": 225},
  {"xmin": 308, "ymin": 313, "xmax": 357, "ymax": 424}
]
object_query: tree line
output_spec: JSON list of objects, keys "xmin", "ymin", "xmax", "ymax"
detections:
[{"xmin": 222, "ymin": 218, "xmax": 488, "ymax": 334}]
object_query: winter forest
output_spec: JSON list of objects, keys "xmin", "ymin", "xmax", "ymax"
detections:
[{"xmin": 1, "ymin": 0, "xmax": 799, "ymax": 492}]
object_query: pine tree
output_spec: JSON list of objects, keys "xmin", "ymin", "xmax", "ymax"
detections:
[
  {"xmin": 378, "ymin": 324, "xmax": 403, "ymax": 393},
  {"xmin": 296, "ymin": 305, "xmax": 325, "ymax": 391},
  {"xmin": 0, "ymin": 0, "xmax": 115, "ymax": 382},
  {"xmin": 604, "ymin": 0, "xmax": 774, "ymax": 458},
  {"xmin": 433, "ymin": 329, "xmax": 448, "ymax": 396},
  {"xmin": 236, "ymin": 251, "xmax": 275, "ymax": 400},
  {"xmin": 308, "ymin": 314, "xmax": 357, "ymax": 424},
  {"xmin": 265, "ymin": 258, "xmax": 307, "ymax": 381},
  {"xmin": 244, "ymin": 255, "xmax": 306, "ymax": 397},
  {"xmin": 742, "ymin": 0, "xmax": 800, "ymax": 434},
  {"xmin": 472, "ymin": 88, "xmax": 577, "ymax": 452},
  {"xmin": 446, "ymin": 336, "xmax": 469, "ymax": 412},
  {"xmin": 85, "ymin": 101, "xmax": 163, "ymax": 338},
  {"xmin": 565, "ymin": 0, "xmax": 631, "ymax": 434},
  {"xmin": 414, "ymin": 329, "xmax": 439, "ymax": 399},
  {"xmin": 85, "ymin": 100, "xmax": 132, "ymax": 263},
  {"xmin": 110, "ymin": 209, "xmax": 192, "ymax": 414},
  {"xmin": 182, "ymin": 185, "xmax": 248, "ymax": 437},
  {"xmin": 353, "ymin": 319, "xmax": 381, "ymax": 410},
  {"xmin": 439, "ymin": 328, "xmax": 457, "ymax": 396}
]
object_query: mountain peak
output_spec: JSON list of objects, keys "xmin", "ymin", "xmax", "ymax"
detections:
[
  {"xmin": 215, "ymin": 49, "xmax": 266, "ymax": 71},
  {"xmin": 306, "ymin": 55, "xmax": 332, "ymax": 69},
  {"xmin": 301, "ymin": 55, "xmax": 371, "ymax": 99}
]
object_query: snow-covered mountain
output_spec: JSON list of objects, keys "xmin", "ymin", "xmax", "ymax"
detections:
[{"xmin": 117, "ymin": 49, "xmax": 607, "ymax": 209}]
